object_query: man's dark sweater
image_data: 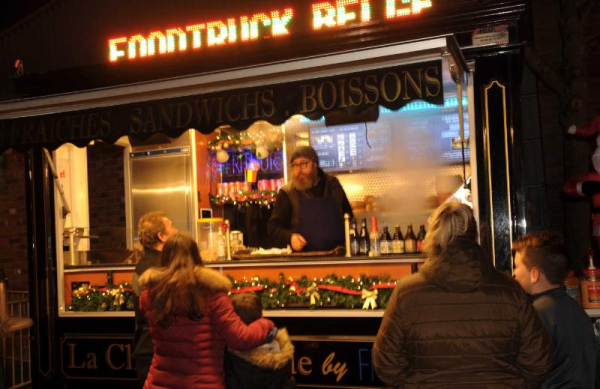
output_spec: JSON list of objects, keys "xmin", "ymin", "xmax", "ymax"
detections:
[
  {"xmin": 530, "ymin": 286, "xmax": 596, "ymax": 388},
  {"xmin": 132, "ymin": 248, "xmax": 160, "ymax": 383},
  {"xmin": 267, "ymin": 169, "xmax": 352, "ymax": 248}
]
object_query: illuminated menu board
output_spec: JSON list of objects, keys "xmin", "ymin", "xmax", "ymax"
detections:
[
  {"xmin": 309, "ymin": 102, "xmax": 469, "ymax": 172},
  {"xmin": 310, "ymin": 123, "xmax": 391, "ymax": 172}
]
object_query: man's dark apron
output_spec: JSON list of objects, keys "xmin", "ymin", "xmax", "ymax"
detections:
[{"xmin": 296, "ymin": 196, "xmax": 345, "ymax": 251}]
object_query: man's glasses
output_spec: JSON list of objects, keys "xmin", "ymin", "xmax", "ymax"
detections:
[{"xmin": 290, "ymin": 161, "xmax": 312, "ymax": 170}]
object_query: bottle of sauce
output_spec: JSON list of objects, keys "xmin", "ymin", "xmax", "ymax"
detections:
[
  {"xmin": 380, "ymin": 225, "xmax": 393, "ymax": 255},
  {"xmin": 350, "ymin": 219, "xmax": 360, "ymax": 256},
  {"xmin": 369, "ymin": 216, "xmax": 380, "ymax": 257},
  {"xmin": 416, "ymin": 224, "xmax": 427, "ymax": 252},
  {"xmin": 404, "ymin": 224, "xmax": 417, "ymax": 254},
  {"xmin": 392, "ymin": 225, "xmax": 405, "ymax": 254},
  {"xmin": 581, "ymin": 248, "xmax": 600, "ymax": 309},
  {"xmin": 359, "ymin": 218, "xmax": 370, "ymax": 256}
]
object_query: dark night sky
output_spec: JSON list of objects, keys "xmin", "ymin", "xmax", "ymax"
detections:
[{"xmin": 0, "ymin": 0, "xmax": 52, "ymax": 33}]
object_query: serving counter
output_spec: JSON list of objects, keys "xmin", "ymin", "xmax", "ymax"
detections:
[{"xmin": 61, "ymin": 254, "xmax": 425, "ymax": 316}]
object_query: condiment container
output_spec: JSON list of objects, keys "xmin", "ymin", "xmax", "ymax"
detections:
[
  {"xmin": 581, "ymin": 250, "xmax": 600, "ymax": 309},
  {"xmin": 198, "ymin": 218, "xmax": 224, "ymax": 262}
]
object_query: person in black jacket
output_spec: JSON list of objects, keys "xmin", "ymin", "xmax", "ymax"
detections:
[
  {"xmin": 513, "ymin": 232, "xmax": 597, "ymax": 388},
  {"xmin": 267, "ymin": 146, "xmax": 353, "ymax": 251},
  {"xmin": 225, "ymin": 293, "xmax": 296, "ymax": 389},
  {"xmin": 131, "ymin": 211, "xmax": 177, "ymax": 387}
]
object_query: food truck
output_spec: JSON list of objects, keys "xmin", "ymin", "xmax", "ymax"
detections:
[{"xmin": 0, "ymin": 0, "xmax": 532, "ymax": 387}]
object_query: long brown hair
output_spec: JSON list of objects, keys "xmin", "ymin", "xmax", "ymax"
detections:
[{"xmin": 148, "ymin": 233, "xmax": 209, "ymax": 328}]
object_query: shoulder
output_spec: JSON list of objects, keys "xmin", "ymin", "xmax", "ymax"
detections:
[
  {"xmin": 325, "ymin": 174, "xmax": 341, "ymax": 187},
  {"xmin": 138, "ymin": 266, "xmax": 164, "ymax": 289},
  {"xmin": 134, "ymin": 250, "xmax": 159, "ymax": 274},
  {"xmin": 488, "ymin": 270, "xmax": 526, "ymax": 295},
  {"xmin": 228, "ymin": 328, "xmax": 295, "ymax": 370},
  {"xmin": 533, "ymin": 291, "xmax": 586, "ymax": 323},
  {"xmin": 279, "ymin": 186, "xmax": 293, "ymax": 199},
  {"xmin": 393, "ymin": 273, "xmax": 429, "ymax": 302},
  {"xmin": 194, "ymin": 267, "xmax": 232, "ymax": 293},
  {"xmin": 138, "ymin": 266, "xmax": 232, "ymax": 293}
]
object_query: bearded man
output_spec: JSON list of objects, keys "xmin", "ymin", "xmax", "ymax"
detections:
[{"xmin": 268, "ymin": 146, "xmax": 353, "ymax": 251}]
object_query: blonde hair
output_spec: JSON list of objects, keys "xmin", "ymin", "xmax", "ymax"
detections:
[
  {"xmin": 145, "ymin": 233, "xmax": 208, "ymax": 328},
  {"xmin": 423, "ymin": 201, "xmax": 477, "ymax": 256}
]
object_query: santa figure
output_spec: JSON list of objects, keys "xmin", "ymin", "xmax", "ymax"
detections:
[{"xmin": 563, "ymin": 115, "xmax": 600, "ymax": 245}]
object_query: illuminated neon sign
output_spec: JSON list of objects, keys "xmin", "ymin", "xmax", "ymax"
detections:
[{"xmin": 108, "ymin": 0, "xmax": 432, "ymax": 63}]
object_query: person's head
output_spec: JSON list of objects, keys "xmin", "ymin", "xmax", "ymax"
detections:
[
  {"xmin": 423, "ymin": 201, "xmax": 478, "ymax": 256},
  {"xmin": 160, "ymin": 233, "xmax": 203, "ymax": 268},
  {"xmin": 230, "ymin": 293, "xmax": 263, "ymax": 324},
  {"xmin": 290, "ymin": 146, "xmax": 319, "ymax": 191},
  {"xmin": 512, "ymin": 232, "xmax": 569, "ymax": 295},
  {"xmin": 147, "ymin": 233, "xmax": 207, "ymax": 328},
  {"xmin": 138, "ymin": 211, "xmax": 178, "ymax": 251}
]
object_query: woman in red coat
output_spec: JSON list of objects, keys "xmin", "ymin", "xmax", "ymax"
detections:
[{"xmin": 138, "ymin": 233, "xmax": 274, "ymax": 389}]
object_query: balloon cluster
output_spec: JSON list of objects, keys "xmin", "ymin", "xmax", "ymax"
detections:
[{"xmin": 208, "ymin": 123, "xmax": 283, "ymax": 163}]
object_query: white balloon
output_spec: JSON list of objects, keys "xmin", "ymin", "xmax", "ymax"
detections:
[
  {"xmin": 256, "ymin": 145, "xmax": 269, "ymax": 160},
  {"xmin": 216, "ymin": 147, "xmax": 230, "ymax": 163}
]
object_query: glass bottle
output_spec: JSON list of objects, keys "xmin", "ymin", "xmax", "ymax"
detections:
[
  {"xmin": 582, "ymin": 248, "xmax": 600, "ymax": 309},
  {"xmin": 370, "ymin": 216, "xmax": 380, "ymax": 257},
  {"xmin": 380, "ymin": 225, "xmax": 393, "ymax": 255},
  {"xmin": 359, "ymin": 218, "xmax": 370, "ymax": 256},
  {"xmin": 392, "ymin": 225, "xmax": 405, "ymax": 254},
  {"xmin": 416, "ymin": 224, "xmax": 427, "ymax": 252},
  {"xmin": 350, "ymin": 219, "xmax": 360, "ymax": 256},
  {"xmin": 404, "ymin": 224, "xmax": 417, "ymax": 254}
]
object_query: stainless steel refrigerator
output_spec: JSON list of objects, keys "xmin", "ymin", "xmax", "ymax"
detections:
[{"xmin": 126, "ymin": 130, "xmax": 198, "ymax": 246}]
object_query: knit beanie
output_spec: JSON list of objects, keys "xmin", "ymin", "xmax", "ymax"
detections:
[{"xmin": 290, "ymin": 146, "xmax": 319, "ymax": 165}]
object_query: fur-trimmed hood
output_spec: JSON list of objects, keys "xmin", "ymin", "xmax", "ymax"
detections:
[
  {"xmin": 228, "ymin": 328, "xmax": 294, "ymax": 370},
  {"xmin": 138, "ymin": 265, "xmax": 232, "ymax": 293}
]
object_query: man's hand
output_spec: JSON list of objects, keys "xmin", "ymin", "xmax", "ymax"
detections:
[{"xmin": 291, "ymin": 233, "xmax": 307, "ymax": 251}]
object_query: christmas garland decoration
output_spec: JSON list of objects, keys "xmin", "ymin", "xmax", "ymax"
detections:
[
  {"xmin": 67, "ymin": 274, "xmax": 397, "ymax": 312},
  {"xmin": 68, "ymin": 283, "xmax": 135, "ymax": 312},
  {"xmin": 210, "ymin": 190, "xmax": 278, "ymax": 208},
  {"xmin": 229, "ymin": 273, "xmax": 397, "ymax": 310},
  {"xmin": 207, "ymin": 129, "xmax": 283, "ymax": 154}
]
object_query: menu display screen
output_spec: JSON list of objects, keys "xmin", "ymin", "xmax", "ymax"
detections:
[
  {"xmin": 308, "ymin": 105, "xmax": 469, "ymax": 172},
  {"xmin": 310, "ymin": 123, "xmax": 391, "ymax": 172}
]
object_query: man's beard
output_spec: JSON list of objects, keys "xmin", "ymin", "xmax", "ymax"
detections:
[{"xmin": 293, "ymin": 173, "xmax": 315, "ymax": 191}]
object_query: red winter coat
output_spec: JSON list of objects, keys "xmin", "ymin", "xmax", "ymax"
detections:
[{"xmin": 139, "ymin": 267, "xmax": 274, "ymax": 389}]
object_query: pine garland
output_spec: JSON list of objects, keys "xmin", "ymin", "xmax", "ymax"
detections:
[
  {"xmin": 210, "ymin": 190, "xmax": 277, "ymax": 207},
  {"xmin": 66, "ymin": 274, "xmax": 398, "ymax": 312},
  {"xmin": 68, "ymin": 283, "xmax": 135, "ymax": 312},
  {"xmin": 229, "ymin": 273, "xmax": 397, "ymax": 310}
]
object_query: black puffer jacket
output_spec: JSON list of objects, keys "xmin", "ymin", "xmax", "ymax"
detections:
[
  {"xmin": 373, "ymin": 238, "xmax": 553, "ymax": 388},
  {"xmin": 225, "ymin": 328, "xmax": 296, "ymax": 389}
]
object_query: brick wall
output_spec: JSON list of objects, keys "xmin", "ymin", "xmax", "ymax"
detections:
[
  {"xmin": 532, "ymin": 0, "xmax": 600, "ymax": 261},
  {"xmin": 0, "ymin": 151, "xmax": 28, "ymax": 291},
  {"xmin": 87, "ymin": 142, "xmax": 127, "ymax": 252}
]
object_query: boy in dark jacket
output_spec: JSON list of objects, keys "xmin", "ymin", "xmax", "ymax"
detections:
[
  {"xmin": 225, "ymin": 293, "xmax": 296, "ymax": 389},
  {"xmin": 513, "ymin": 232, "xmax": 596, "ymax": 388}
]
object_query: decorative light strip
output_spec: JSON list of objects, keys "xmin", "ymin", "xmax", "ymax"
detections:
[
  {"xmin": 109, "ymin": 0, "xmax": 433, "ymax": 63},
  {"xmin": 109, "ymin": 8, "xmax": 295, "ymax": 62}
]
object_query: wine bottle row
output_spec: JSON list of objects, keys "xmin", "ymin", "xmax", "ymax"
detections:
[{"xmin": 350, "ymin": 216, "xmax": 426, "ymax": 257}]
